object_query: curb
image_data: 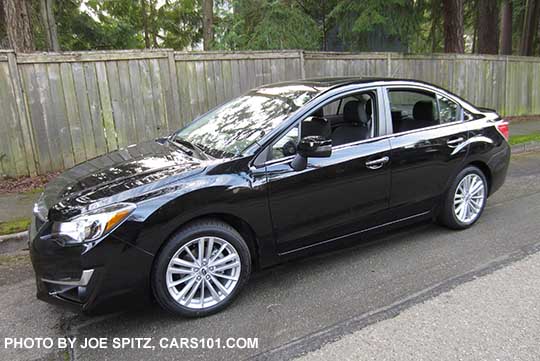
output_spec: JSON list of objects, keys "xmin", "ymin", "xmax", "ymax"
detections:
[
  {"xmin": 0, "ymin": 231, "xmax": 28, "ymax": 254},
  {"xmin": 0, "ymin": 140, "xmax": 538, "ymax": 253},
  {"xmin": 510, "ymin": 141, "xmax": 540, "ymax": 155}
]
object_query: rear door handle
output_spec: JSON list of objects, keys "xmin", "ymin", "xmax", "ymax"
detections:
[
  {"xmin": 447, "ymin": 137, "xmax": 465, "ymax": 147},
  {"xmin": 365, "ymin": 156, "xmax": 389, "ymax": 170}
]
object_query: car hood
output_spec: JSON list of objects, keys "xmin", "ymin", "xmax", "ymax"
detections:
[{"xmin": 38, "ymin": 140, "xmax": 209, "ymax": 221}]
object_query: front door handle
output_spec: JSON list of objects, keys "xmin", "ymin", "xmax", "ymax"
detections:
[
  {"xmin": 365, "ymin": 156, "xmax": 389, "ymax": 170},
  {"xmin": 447, "ymin": 137, "xmax": 465, "ymax": 147}
]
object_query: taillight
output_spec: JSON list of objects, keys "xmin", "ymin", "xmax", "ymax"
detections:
[{"xmin": 496, "ymin": 121, "xmax": 509, "ymax": 141}]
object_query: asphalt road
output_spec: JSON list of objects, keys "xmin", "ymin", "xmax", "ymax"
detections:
[{"xmin": 1, "ymin": 151, "xmax": 540, "ymax": 361}]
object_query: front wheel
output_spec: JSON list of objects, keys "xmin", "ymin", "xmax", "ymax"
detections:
[
  {"xmin": 152, "ymin": 219, "xmax": 252, "ymax": 317},
  {"xmin": 439, "ymin": 166, "xmax": 488, "ymax": 230}
]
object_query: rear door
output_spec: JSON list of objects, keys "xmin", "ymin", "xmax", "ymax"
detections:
[{"xmin": 385, "ymin": 86, "xmax": 470, "ymax": 216}]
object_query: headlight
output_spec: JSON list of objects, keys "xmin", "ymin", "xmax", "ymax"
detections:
[{"xmin": 51, "ymin": 203, "xmax": 136, "ymax": 244}]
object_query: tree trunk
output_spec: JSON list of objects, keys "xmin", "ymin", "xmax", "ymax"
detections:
[
  {"xmin": 477, "ymin": 0, "xmax": 499, "ymax": 54},
  {"xmin": 4, "ymin": 0, "xmax": 34, "ymax": 52},
  {"xmin": 472, "ymin": 1, "xmax": 478, "ymax": 54},
  {"xmin": 141, "ymin": 0, "xmax": 150, "ymax": 48},
  {"xmin": 430, "ymin": 0, "xmax": 439, "ymax": 52},
  {"xmin": 40, "ymin": 0, "xmax": 59, "ymax": 51},
  {"xmin": 520, "ymin": 0, "xmax": 539, "ymax": 56},
  {"xmin": 202, "ymin": 0, "xmax": 213, "ymax": 50},
  {"xmin": 0, "ymin": 0, "xmax": 6, "ymax": 47},
  {"xmin": 150, "ymin": 0, "xmax": 158, "ymax": 47},
  {"xmin": 442, "ymin": 0, "xmax": 464, "ymax": 53},
  {"xmin": 500, "ymin": 0, "xmax": 512, "ymax": 55}
]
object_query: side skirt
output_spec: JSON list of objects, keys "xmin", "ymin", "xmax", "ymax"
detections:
[{"xmin": 277, "ymin": 210, "xmax": 432, "ymax": 257}]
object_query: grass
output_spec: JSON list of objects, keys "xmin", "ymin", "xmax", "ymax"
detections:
[
  {"xmin": 509, "ymin": 133, "xmax": 540, "ymax": 146},
  {"xmin": 0, "ymin": 218, "xmax": 31, "ymax": 236},
  {"xmin": 25, "ymin": 187, "xmax": 44, "ymax": 195},
  {"xmin": 0, "ymin": 252, "xmax": 29, "ymax": 267}
]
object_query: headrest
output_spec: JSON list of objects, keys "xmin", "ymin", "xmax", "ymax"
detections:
[
  {"xmin": 343, "ymin": 100, "xmax": 369, "ymax": 126},
  {"xmin": 413, "ymin": 100, "xmax": 435, "ymax": 122},
  {"xmin": 302, "ymin": 116, "xmax": 331, "ymax": 139}
]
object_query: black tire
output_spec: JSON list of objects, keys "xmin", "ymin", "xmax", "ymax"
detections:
[
  {"xmin": 438, "ymin": 165, "xmax": 488, "ymax": 230},
  {"xmin": 152, "ymin": 219, "xmax": 251, "ymax": 317}
]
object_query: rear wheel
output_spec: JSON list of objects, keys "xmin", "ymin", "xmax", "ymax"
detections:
[
  {"xmin": 152, "ymin": 219, "xmax": 251, "ymax": 317},
  {"xmin": 439, "ymin": 166, "xmax": 488, "ymax": 229}
]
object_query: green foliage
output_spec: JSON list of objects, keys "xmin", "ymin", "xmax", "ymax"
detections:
[
  {"xmin": 59, "ymin": 0, "xmax": 143, "ymax": 50},
  {"xmin": 328, "ymin": 0, "xmax": 427, "ymax": 51},
  {"xmin": 247, "ymin": 2, "xmax": 320, "ymax": 50},
  {"xmin": 217, "ymin": 0, "xmax": 320, "ymax": 50},
  {"xmin": 9, "ymin": 0, "xmax": 537, "ymax": 54},
  {"xmin": 159, "ymin": 0, "xmax": 202, "ymax": 49}
]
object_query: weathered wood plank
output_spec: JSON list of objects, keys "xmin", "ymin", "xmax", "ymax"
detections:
[
  {"xmin": 105, "ymin": 61, "xmax": 129, "ymax": 148},
  {"xmin": 95, "ymin": 62, "xmax": 118, "ymax": 151},
  {"xmin": 175, "ymin": 60, "xmax": 193, "ymax": 126},
  {"xmin": 204, "ymin": 61, "xmax": 217, "ymax": 110},
  {"xmin": 60, "ymin": 63, "xmax": 86, "ymax": 164},
  {"xmin": 47, "ymin": 63, "xmax": 75, "ymax": 169},
  {"xmin": 213, "ymin": 60, "xmax": 226, "ymax": 106},
  {"xmin": 83, "ymin": 62, "xmax": 108, "ymax": 155},
  {"xmin": 186, "ymin": 61, "xmax": 202, "ymax": 118},
  {"xmin": 7, "ymin": 53, "xmax": 36, "ymax": 175},
  {"xmin": 158, "ymin": 57, "xmax": 174, "ymax": 132},
  {"xmin": 35, "ymin": 63, "xmax": 64, "ymax": 171},
  {"xmin": 128, "ymin": 59, "xmax": 147, "ymax": 142},
  {"xmin": 17, "ymin": 49, "xmax": 171, "ymax": 64},
  {"xmin": 20, "ymin": 64, "xmax": 52, "ymax": 174},
  {"xmin": 221, "ymin": 60, "xmax": 235, "ymax": 101},
  {"xmin": 72, "ymin": 62, "xmax": 98, "ymax": 158},
  {"xmin": 0, "ymin": 62, "xmax": 27, "ymax": 176},
  {"xmin": 195, "ymin": 61, "xmax": 209, "ymax": 113},
  {"xmin": 149, "ymin": 58, "xmax": 168, "ymax": 136},
  {"xmin": 166, "ymin": 51, "xmax": 182, "ymax": 131},
  {"xmin": 117, "ymin": 61, "xmax": 137, "ymax": 145},
  {"xmin": 140, "ymin": 59, "xmax": 158, "ymax": 137}
]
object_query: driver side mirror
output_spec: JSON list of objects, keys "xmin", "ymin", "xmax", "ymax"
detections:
[{"xmin": 291, "ymin": 135, "xmax": 332, "ymax": 171}]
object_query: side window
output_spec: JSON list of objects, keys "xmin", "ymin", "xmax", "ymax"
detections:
[
  {"xmin": 270, "ymin": 125, "xmax": 299, "ymax": 160},
  {"xmin": 389, "ymin": 90, "xmax": 438, "ymax": 133},
  {"xmin": 437, "ymin": 94, "xmax": 459, "ymax": 123},
  {"xmin": 269, "ymin": 91, "xmax": 378, "ymax": 160}
]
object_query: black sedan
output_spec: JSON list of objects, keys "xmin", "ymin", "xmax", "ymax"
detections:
[{"xmin": 29, "ymin": 77, "xmax": 510, "ymax": 317}]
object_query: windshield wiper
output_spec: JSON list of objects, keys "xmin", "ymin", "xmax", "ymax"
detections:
[{"xmin": 168, "ymin": 136, "xmax": 210, "ymax": 160}]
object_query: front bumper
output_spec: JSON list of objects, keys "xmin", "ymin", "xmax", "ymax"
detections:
[{"xmin": 29, "ymin": 215, "xmax": 155, "ymax": 314}]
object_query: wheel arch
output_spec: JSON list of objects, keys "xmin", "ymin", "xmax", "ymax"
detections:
[
  {"xmin": 467, "ymin": 160, "xmax": 492, "ymax": 195},
  {"xmin": 152, "ymin": 212, "xmax": 262, "ymax": 272}
]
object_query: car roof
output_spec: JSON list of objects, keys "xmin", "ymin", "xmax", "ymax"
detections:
[{"xmin": 260, "ymin": 76, "xmax": 436, "ymax": 91}]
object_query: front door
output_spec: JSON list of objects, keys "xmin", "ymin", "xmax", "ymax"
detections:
[{"xmin": 264, "ymin": 88, "xmax": 392, "ymax": 254}]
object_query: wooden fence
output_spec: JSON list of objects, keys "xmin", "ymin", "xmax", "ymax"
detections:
[{"xmin": 0, "ymin": 49, "xmax": 539, "ymax": 177}]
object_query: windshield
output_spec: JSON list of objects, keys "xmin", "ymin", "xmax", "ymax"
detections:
[{"xmin": 172, "ymin": 84, "xmax": 321, "ymax": 158}]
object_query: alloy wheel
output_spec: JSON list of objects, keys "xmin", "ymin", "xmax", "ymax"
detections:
[
  {"xmin": 453, "ymin": 173, "xmax": 485, "ymax": 224},
  {"xmin": 166, "ymin": 236, "xmax": 241, "ymax": 310}
]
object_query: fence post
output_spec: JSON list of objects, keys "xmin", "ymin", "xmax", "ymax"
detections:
[
  {"xmin": 299, "ymin": 50, "xmax": 306, "ymax": 79},
  {"xmin": 504, "ymin": 55, "xmax": 510, "ymax": 116},
  {"xmin": 387, "ymin": 53, "xmax": 392, "ymax": 77},
  {"xmin": 6, "ymin": 51, "xmax": 37, "ymax": 176}
]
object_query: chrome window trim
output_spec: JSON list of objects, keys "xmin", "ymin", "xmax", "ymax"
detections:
[
  {"xmin": 250, "ymin": 80, "xmax": 481, "ymax": 169},
  {"xmin": 259, "ymin": 86, "xmax": 383, "ymax": 166},
  {"xmin": 383, "ymin": 84, "xmax": 468, "ymax": 135},
  {"xmin": 261, "ymin": 117, "xmax": 471, "ymax": 168}
]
